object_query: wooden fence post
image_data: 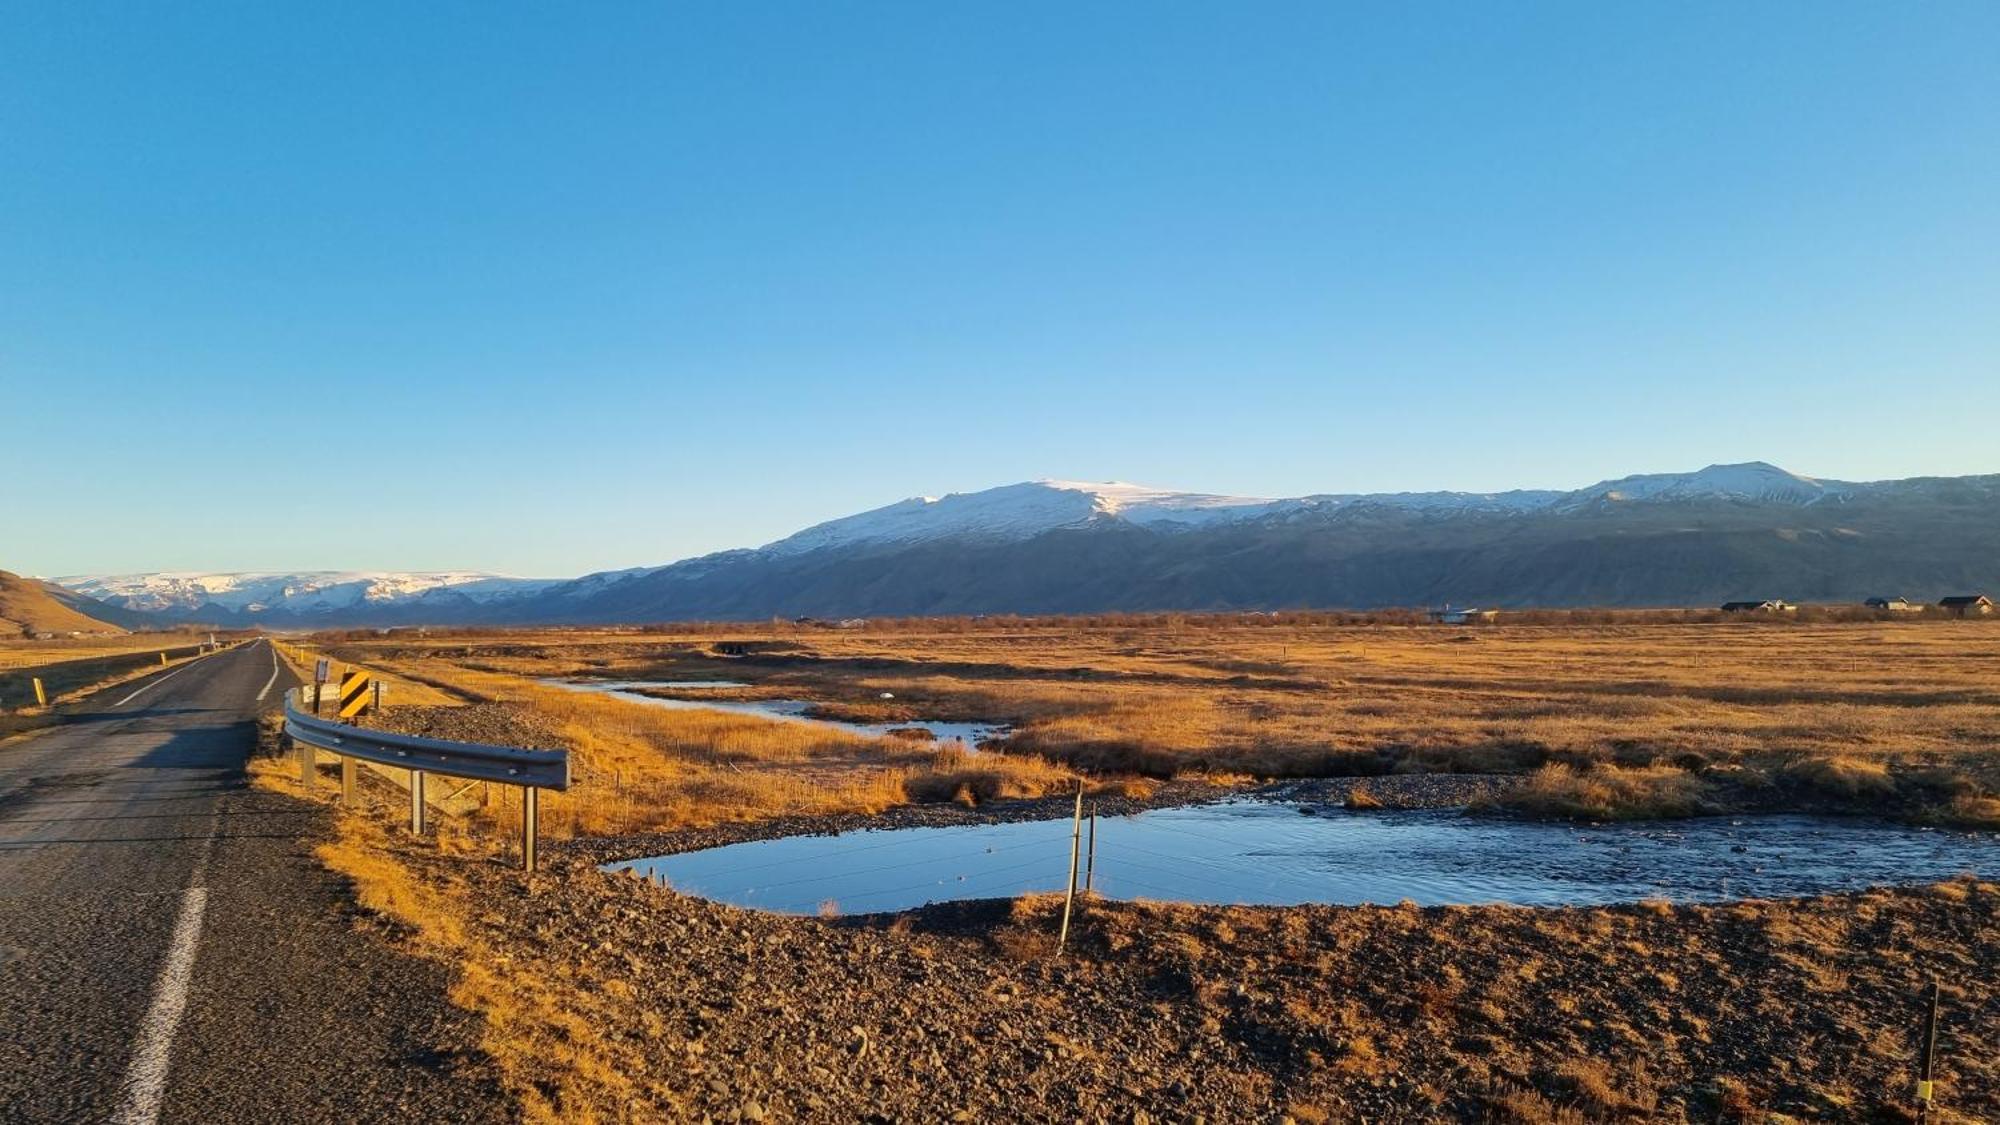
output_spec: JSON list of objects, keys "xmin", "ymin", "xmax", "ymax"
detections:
[{"xmin": 1057, "ymin": 780, "xmax": 1084, "ymax": 952}]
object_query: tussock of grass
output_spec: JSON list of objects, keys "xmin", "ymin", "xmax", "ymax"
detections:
[
  {"xmin": 902, "ymin": 745, "xmax": 1075, "ymax": 805},
  {"xmin": 1487, "ymin": 763, "xmax": 1715, "ymax": 820},
  {"xmin": 1780, "ymin": 754, "xmax": 1896, "ymax": 798},
  {"xmin": 1940, "ymin": 794, "xmax": 2000, "ymax": 828}
]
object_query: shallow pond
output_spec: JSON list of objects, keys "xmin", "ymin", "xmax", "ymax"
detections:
[
  {"xmin": 545, "ymin": 679, "xmax": 1008, "ymax": 749},
  {"xmin": 609, "ymin": 801, "xmax": 1999, "ymax": 916}
]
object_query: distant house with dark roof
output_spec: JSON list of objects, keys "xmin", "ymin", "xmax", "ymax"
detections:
[
  {"xmin": 1427, "ymin": 606, "xmax": 1498, "ymax": 625},
  {"xmin": 1865, "ymin": 596, "xmax": 1919, "ymax": 612},
  {"xmin": 1938, "ymin": 594, "xmax": 1994, "ymax": 617},
  {"xmin": 1721, "ymin": 600, "xmax": 1796, "ymax": 614}
]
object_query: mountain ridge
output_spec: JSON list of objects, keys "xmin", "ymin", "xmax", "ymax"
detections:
[
  {"xmin": 0, "ymin": 571, "xmax": 130, "ymax": 635},
  {"xmin": 50, "ymin": 462, "xmax": 2000, "ymax": 625}
]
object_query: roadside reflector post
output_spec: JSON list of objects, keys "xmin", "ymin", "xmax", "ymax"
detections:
[
  {"xmin": 522, "ymin": 786, "xmax": 539, "ymax": 873},
  {"xmin": 372, "ymin": 679, "xmax": 383, "ymax": 712},
  {"xmin": 409, "ymin": 769, "xmax": 427, "ymax": 835},
  {"xmin": 1058, "ymin": 779, "xmax": 1084, "ymax": 953},
  {"xmin": 160, "ymin": 652, "xmax": 168, "ymax": 665},
  {"xmin": 1917, "ymin": 978, "xmax": 1941, "ymax": 1123},
  {"xmin": 32, "ymin": 678, "xmax": 46, "ymax": 707},
  {"xmin": 341, "ymin": 756, "xmax": 358, "ymax": 806}
]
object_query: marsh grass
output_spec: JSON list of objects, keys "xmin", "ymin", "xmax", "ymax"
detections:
[
  {"xmin": 321, "ymin": 615, "xmax": 2000, "ymax": 822},
  {"xmin": 309, "ymin": 651, "xmax": 1079, "ymax": 838}
]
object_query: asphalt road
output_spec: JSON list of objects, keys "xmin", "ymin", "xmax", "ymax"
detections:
[{"xmin": 0, "ymin": 640, "xmax": 506, "ymax": 1124}]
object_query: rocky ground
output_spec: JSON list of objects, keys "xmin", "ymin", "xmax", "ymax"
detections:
[
  {"xmin": 293, "ymin": 699, "xmax": 1998, "ymax": 1122},
  {"xmin": 384, "ymin": 827, "xmax": 1996, "ymax": 1123}
]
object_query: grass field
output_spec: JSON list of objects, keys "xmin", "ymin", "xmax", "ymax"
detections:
[
  {"xmin": 273, "ymin": 615, "xmax": 2000, "ymax": 1121},
  {"xmin": 311, "ymin": 614, "xmax": 2000, "ymax": 833},
  {"xmin": 293, "ymin": 639, "xmax": 1081, "ymax": 839}
]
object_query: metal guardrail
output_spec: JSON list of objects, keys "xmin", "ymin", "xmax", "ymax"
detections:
[{"xmin": 283, "ymin": 688, "xmax": 568, "ymax": 870}]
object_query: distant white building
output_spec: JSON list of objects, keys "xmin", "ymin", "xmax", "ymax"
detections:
[
  {"xmin": 1427, "ymin": 606, "xmax": 1497, "ymax": 625},
  {"xmin": 1721, "ymin": 600, "xmax": 1796, "ymax": 613}
]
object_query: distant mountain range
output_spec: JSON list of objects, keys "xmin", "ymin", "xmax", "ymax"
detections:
[{"xmin": 50, "ymin": 462, "xmax": 2000, "ymax": 626}]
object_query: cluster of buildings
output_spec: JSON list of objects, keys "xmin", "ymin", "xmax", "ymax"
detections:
[
  {"xmin": 1419, "ymin": 594, "xmax": 1995, "ymax": 622},
  {"xmin": 1721, "ymin": 595, "xmax": 1993, "ymax": 616}
]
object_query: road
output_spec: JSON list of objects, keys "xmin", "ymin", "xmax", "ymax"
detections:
[{"xmin": 0, "ymin": 640, "xmax": 505, "ymax": 1123}]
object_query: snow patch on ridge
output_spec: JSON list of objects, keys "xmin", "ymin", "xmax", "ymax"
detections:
[{"xmin": 760, "ymin": 463, "xmax": 1861, "ymax": 556}]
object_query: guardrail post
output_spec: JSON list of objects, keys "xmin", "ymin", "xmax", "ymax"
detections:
[
  {"xmin": 341, "ymin": 756, "xmax": 358, "ymax": 806},
  {"xmin": 409, "ymin": 770, "xmax": 427, "ymax": 835},
  {"xmin": 298, "ymin": 740, "xmax": 314, "ymax": 787},
  {"xmin": 522, "ymin": 786, "xmax": 539, "ymax": 873}
]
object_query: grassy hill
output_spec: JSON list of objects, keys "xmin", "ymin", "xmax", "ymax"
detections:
[{"xmin": 0, "ymin": 571, "xmax": 128, "ymax": 636}]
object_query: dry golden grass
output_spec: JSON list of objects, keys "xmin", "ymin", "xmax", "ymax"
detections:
[
  {"xmin": 296, "ymin": 645, "xmax": 1079, "ymax": 839},
  {"xmin": 1490, "ymin": 763, "xmax": 1716, "ymax": 820},
  {"xmin": 314, "ymin": 616, "xmax": 2000, "ymax": 825}
]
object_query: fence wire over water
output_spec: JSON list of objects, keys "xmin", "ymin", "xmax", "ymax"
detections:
[{"xmin": 609, "ymin": 800, "xmax": 2000, "ymax": 916}]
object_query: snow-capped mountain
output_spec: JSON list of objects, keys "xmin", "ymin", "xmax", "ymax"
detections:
[
  {"xmin": 1562, "ymin": 462, "xmax": 1853, "ymax": 507},
  {"xmin": 533, "ymin": 460, "xmax": 1996, "ymax": 620},
  {"xmin": 759, "ymin": 463, "xmax": 1852, "ymax": 555},
  {"xmin": 46, "ymin": 462, "xmax": 2000, "ymax": 624},
  {"xmin": 58, "ymin": 571, "xmax": 556, "ymax": 620},
  {"xmin": 764, "ymin": 481, "xmax": 1311, "ymax": 555}
]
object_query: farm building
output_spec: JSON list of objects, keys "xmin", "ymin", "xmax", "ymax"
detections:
[
  {"xmin": 1427, "ymin": 606, "xmax": 1498, "ymax": 624},
  {"xmin": 1721, "ymin": 600, "xmax": 1796, "ymax": 613},
  {"xmin": 1938, "ymin": 594, "xmax": 1994, "ymax": 616},
  {"xmin": 1864, "ymin": 596, "xmax": 1919, "ymax": 612}
]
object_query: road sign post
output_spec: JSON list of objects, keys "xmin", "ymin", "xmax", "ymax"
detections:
[
  {"xmin": 523, "ymin": 787, "xmax": 539, "ymax": 872},
  {"xmin": 409, "ymin": 769, "xmax": 427, "ymax": 835}
]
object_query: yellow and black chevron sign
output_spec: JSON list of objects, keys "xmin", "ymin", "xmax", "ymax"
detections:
[{"xmin": 337, "ymin": 670, "xmax": 373, "ymax": 719}]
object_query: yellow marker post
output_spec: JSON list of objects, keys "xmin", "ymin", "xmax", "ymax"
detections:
[
  {"xmin": 32, "ymin": 678, "xmax": 47, "ymax": 707},
  {"xmin": 160, "ymin": 652, "xmax": 168, "ymax": 665}
]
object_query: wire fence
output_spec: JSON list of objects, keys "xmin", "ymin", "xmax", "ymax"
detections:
[{"xmin": 613, "ymin": 796, "xmax": 1347, "ymax": 918}]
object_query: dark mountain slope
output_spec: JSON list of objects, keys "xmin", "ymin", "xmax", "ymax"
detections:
[{"xmin": 527, "ymin": 486, "xmax": 2000, "ymax": 621}]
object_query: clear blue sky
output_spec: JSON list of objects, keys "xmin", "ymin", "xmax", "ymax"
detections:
[{"xmin": 5, "ymin": 2, "xmax": 1996, "ymax": 578}]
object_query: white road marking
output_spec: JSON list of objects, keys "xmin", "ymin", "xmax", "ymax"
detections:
[
  {"xmin": 114, "ymin": 647, "xmax": 225, "ymax": 708},
  {"xmin": 256, "ymin": 642, "xmax": 280, "ymax": 701},
  {"xmin": 110, "ymin": 887, "xmax": 207, "ymax": 1125},
  {"xmin": 111, "ymin": 811, "xmax": 219, "ymax": 1125}
]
